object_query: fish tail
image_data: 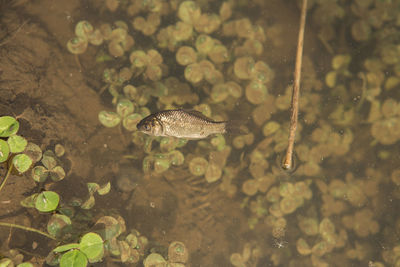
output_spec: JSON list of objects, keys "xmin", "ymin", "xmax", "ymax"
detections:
[{"xmin": 224, "ymin": 120, "xmax": 249, "ymax": 135}]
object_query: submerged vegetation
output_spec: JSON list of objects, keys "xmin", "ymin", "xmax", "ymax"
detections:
[{"xmin": 2, "ymin": 0, "xmax": 400, "ymax": 266}]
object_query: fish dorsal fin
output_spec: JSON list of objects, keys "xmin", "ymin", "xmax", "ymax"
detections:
[{"xmin": 182, "ymin": 109, "xmax": 214, "ymax": 122}]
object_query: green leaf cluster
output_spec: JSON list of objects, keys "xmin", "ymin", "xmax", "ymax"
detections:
[
  {"xmin": 98, "ymin": 98, "xmax": 145, "ymax": 131},
  {"xmin": 0, "ymin": 116, "xmax": 41, "ymax": 173},
  {"xmin": 31, "ymin": 150, "xmax": 66, "ymax": 183},
  {"xmin": 20, "ymin": 190, "xmax": 60, "ymax": 212},
  {"xmin": 80, "ymin": 182, "xmax": 111, "ymax": 210},
  {"xmin": 50, "ymin": 232, "xmax": 104, "ymax": 267},
  {"xmin": 93, "ymin": 215, "xmax": 148, "ymax": 264}
]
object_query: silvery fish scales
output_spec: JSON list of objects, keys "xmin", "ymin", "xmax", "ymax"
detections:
[{"xmin": 136, "ymin": 109, "xmax": 228, "ymax": 139}]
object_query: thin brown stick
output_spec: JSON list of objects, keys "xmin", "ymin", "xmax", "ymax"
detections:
[
  {"xmin": 0, "ymin": 222, "xmax": 56, "ymax": 240},
  {"xmin": 0, "ymin": 163, "xmax": 13, "ymax": 194},
  {"xmin": 282, "ymin": 0, "xmax": 308, "ymax": 170}
]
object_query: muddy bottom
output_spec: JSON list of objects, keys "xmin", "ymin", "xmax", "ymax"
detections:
[{"xmin": 0, "ymin": 1, "xmax": 273, "ymax": 266}]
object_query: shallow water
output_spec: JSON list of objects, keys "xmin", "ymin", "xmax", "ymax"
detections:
[{"xmin": 0, "ymin": 0, "xmax": 399, "ymax": 266}]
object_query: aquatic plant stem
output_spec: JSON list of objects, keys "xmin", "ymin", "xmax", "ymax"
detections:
[
  {"xmin": 0, "ymin": 222, "xmax": 56, "ymax": 240},
  {"xmin": 0, "ymin": 163, "xmax": 13, "ymax": 194},
  {"xmin": 282, "ymin": 0, "xmax": 308, "ymax": 170}
]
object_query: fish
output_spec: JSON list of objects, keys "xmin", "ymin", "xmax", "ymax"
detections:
[{"xmin": 136, "ymin": 109, "xmax": 240, "ymax": 139}]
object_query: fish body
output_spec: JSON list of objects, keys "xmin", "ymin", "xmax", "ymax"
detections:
[{"xmin": 136, "ymin": 109, "xmax": 228, "ymax": 139}]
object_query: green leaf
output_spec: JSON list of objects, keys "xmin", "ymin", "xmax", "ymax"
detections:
[
  {"xmin": 20, "ymin": 193, "xmax": 38, "ymax": 208},
  {"xmin": 35, "ymin": 191, "xmax": 60, "ymax": 212},
  {"xmin": 116, "ymin": 99, "xmax": 134, "ymax": 118},
  {"xmin": 53, "ymin": 243, "xmax": 79, "ymax": 253},
  {"xmin": 54, "ymin": 144, "xmax": 65, "ymax": 157},
  {"xmin": 42, "ymin": 150, "xmax": 57, "ymax": 170},
  {"xmin": 80, "ymin": 195, "xmax": 95, "ymax": 210},
  {"xmin": 0, "ymin": 258, "xmax": 12, "ymax": 266},
  {"xmin": 143, "ymin": 253, "xmax": 166, "ymax": 266},
  {"xmin": 94, "ymin": 216, "xmax": 122, "ymax": 241},
  {"xmin": 98, "ymin": 111, "xmax": 121, "ymax": 128},
  {"xmin": 59, "ymin": 250, "xmax": 87, "ymax": 267},
  {"xmin": 0, "ymin": 116, "xmax": 19, "ymax": 137},
  {"xmin": 12, "ymin": 154, "xmax": 33, "ymax": 173},
  {"xmin": 122, "ymin": 113, "xmax": 142, "ymax": 131},
  {"xmin": 49, "ymin": 166, "xmax": 66, "ymax": 182},
  {"xmin": 0, "ymin": 139, "xmax": 10, "ymax": 163},
  {"xmin": 47, "ymin": 214, "xmax": 72, "ymax": 238},
  {"xmin": 79, "ymin": 232, "xmax": 104, "ymax": 262},
  {"xmin": 17, "ymin": 262, "xmax": 34, "ymax": 267},
  {"xmin": 24, "ymin": 142, "xmax": 42, "ymax": 163},
  {"xmin": 7, "ymin": 135, "xmax": 27, "ymax": 153},
  {"xmin": 87, "ymin": 183, "xmax": 99, "ymax": 194},
  {"xmin": 97, "ymin": 182, "xmax": 111, "ymax": 195},
  {"xmin": 32, "ymin": 166, "xmax": 48, "ymax": 182},
  {"xmin": 45, "ymin": 250, "xmax": 62, "ymax": 266}
]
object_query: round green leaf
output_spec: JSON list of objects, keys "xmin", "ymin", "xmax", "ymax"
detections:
[
  {"xmin": 0, "ymin": 139, "xmax": 10, "ymax": 163},
  {"xmin": 79, "ymin": 232, "xmax": 104, "ymax": 262},
  {"xmin": 35, "ymin": 191, "xmax": 60, "ymax": 212},
  {"xmin": 17, "ymin": 263, "xmax": 34, "ymax": 267},
  {"xmin": 59, "ymin": 249, "xmax": 87, "ymax": 267},
  {"xmin": 0, "ymin": 258, "xmax": 12, "ymax": 266},
  {"xmin": 32, "ymin": 166, "xmax": 48, "ymax": 182},
  {"xmin": 7, "ymin": 135, "xmax": 27, "ymax": 153},
  {"xmin": 49, "ymin": 166, "xmax": 66, "ymax": 182},
  {"xmin": 116, "ymin": 99, "xmax": 134, "ymax": 118},
  {"xmin": 0, "ymin": 116, "xmax": 19, "ymax": 137},
  {"xmin": 54, "ymin": 144, "xmax": 65, "ymax": 157},
  {"xmin": 42, "ymin": 150, "xmax": 57, "ymax": 170},
  {"xmin": 122, "ymin": 113, "xmax": 142, "ymax": 131},
  {"xmin": 24, "ymin": 142, "xmax": 42, "ymax": 163},
  {"xmin": 98, "ymin": 111, "xmax": 121, "ymax": 128},
  {"xmin": 47, "ymin": 214, "xmax": 72, "ymax": 238},
  {"xmin": 12, "ymin": 154, "xmax": 33, "ymax": 173},
  {"xmin": 143, "ymin": 253, "xmax": 166, "ymax": 266}
]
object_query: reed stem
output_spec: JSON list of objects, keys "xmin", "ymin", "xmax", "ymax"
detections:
[{"xmin": 282, "ymin": 0, "xmax": 308, "ymax": 170}]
